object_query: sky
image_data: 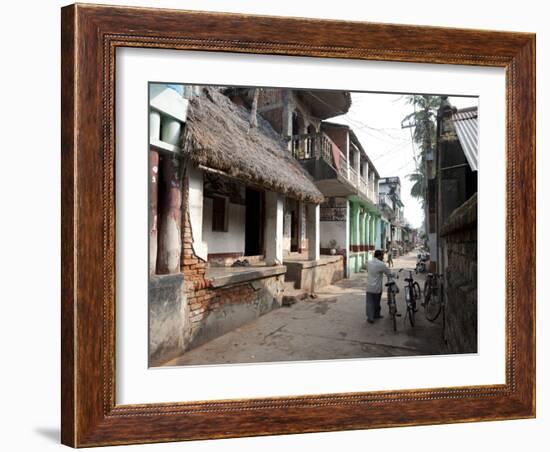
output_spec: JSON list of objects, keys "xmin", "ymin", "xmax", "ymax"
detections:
[{"xmin": 331, "ymin": 93, "xmax": 477, "ymax": 229}]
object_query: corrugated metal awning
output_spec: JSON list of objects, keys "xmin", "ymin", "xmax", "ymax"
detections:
[{"xmin": 452, "ymin": 107, "xmax": 478, "ymax": 172}]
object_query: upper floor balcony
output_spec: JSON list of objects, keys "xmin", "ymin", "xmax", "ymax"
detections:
[
  {"xmin": 290, "ymin": 132, "xmax": 378, "ymax": 206},
  {"xmin": 378, "ymin": 193, "xmax": 396, "ymax": 219},
  {"xmin": 290, "ymin": 132, "xmax": 348, "ymax": 181}
]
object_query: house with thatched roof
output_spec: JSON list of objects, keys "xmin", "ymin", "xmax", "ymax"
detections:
[
  {"xmin": 148, "ymin": 84, "xmax": 350, "ymax": 365},
  {"xmin": 223, "ymin": 87, "xmax": 353, "ymax": 292},
  {"xmin": 227, "ymin": 88, "xmax": 385, "ymax": 278}
]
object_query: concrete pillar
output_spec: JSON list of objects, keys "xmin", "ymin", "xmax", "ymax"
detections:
[
  {"xmin": 345, "ymin": 134, "xmax": 350, "ymax": 180},
  {"xmin": 149, "ymin": 110, "xmax": 161, "ymax": 141},
  {"xmin": 298, "ymin": 202, "xmax": 305, "ymax": 253},
  {"xmin": 307, "ymin": 204, "xmax": 320, "ymax": 261},
  {"xmin": 187, "ymin": 165, "xmax": 208, "ymax": 261},
  {"xmin": 355, "ymin": 152, "xmax": 361, "ymax": 186},
  {"xmin": 161, "ymin": 117, "xmax": 181, "ymax": 146},
  {"xmin": 265, "ymin": 191, "xmax": 284, "ymax": 265},
  {"xmin": 358, "ymin": 209, "xmax": 364, "ymax": 267},
  {"xmin": 348, "ymin": 203, "xmax": 355, "ymax": 273},
  {"xmin": 282, "ymin": 90, "xmax": 293, "ymax": 137},
  {"xmin": 363, "ymin": 210, "xmax": 369, "ymax": 266},
  {"xmin": 353, "ymin": 203, "xmax": 360, "ymax": 272},
  {"xmin": 375, "ymin": 217, "xmax": 381, "ymax": 249},
  {"xmin": 360, "ymin": 210, "xmax": 364, "ymax": 254},
  {"xmin": 365, "ymin": 212, "xmax": 370, "ymax": 263},
  {"xmin": 149, "ymin": 150, "xmax": 159, "ymax": 275},
  {"xmin": 345, "ymin": 201, "xmax": 351, "ymax": 278},
  {"xmin": 157, "ymin": 156, "xmax": 182, "ymax": 274}
]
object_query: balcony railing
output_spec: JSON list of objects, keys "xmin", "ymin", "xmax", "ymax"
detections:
[
  {"xmin": 349, "ymin": 166, "xmax": 358, "ymax": 184},
  {"xmin": 290, "ymin": 132, "xmax": 348, "ymax": 180},
  {"xmin": 290, "ymin": 132, "xmax": 378, "ymax": 205}
]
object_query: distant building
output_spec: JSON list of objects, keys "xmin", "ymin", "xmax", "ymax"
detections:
[
  {"xmin": 230, "ymin": 88, "xmax": 382, "ymax": 278},
  {"xmin": 378, "ymin": 176, "xmax": 406, "ymax": 256}
]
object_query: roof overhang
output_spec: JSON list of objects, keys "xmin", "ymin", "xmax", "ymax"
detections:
[
  {"xmin": 183, "ymin": 88, "xmax": 325, "ymax": 204},
  {"xmin": 298, "ymin": 90, "xmax": 351, "ymax": 120},
  {"xmin": 452, "ymin": 106, "xmax": 478, "ymax": 172}
]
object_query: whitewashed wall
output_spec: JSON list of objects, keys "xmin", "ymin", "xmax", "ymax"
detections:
[
  {"xmin": 202, "ymin": 199, "xmax": 246, "ymax": 254},
  {"xmin": 320, "ymin": 220, "xmax": 347, "ymax": 251}
]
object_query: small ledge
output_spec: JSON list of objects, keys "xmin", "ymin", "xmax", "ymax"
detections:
[
  {"xmin": 150, "ymin": 138, "xmax": 182, "ymax": 156},
  {"xmin": 284, "ymin": 255, "xmax": 342, "ymax": 269},
  {"xmin": 206, "ymin": 265, "xmax": 287, "ymax": 289}
]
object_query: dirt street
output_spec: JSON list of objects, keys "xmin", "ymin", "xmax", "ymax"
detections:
[{"xmin": 164, "ymin": 251, "xmax": 445, "ymax": 367}]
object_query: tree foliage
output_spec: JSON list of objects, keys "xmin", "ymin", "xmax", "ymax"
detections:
[{"xmin": 402, "ymin": 95, "xmax": 442, "ymax": 205}]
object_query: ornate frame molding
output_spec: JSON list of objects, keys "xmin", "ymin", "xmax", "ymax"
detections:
[{"xmin": 61, "ymin": 4, "xmax": 535, "ymax": 447}]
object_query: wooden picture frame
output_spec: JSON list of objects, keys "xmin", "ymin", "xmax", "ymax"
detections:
[{"xmin": 61, "ymin": 3, "xmax": 535, "ymax": 447}]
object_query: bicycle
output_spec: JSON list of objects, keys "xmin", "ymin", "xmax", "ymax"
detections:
[
  {"xmin": 385, "ymin": 270, "xmax": 401, "ymax": 332},
  {"xmin": 403, "ymin": 270, "xmax": 421, "ymax": 327},
  {"xmin": 422, "ymin": 273, "xmax": 443, "ymax": 322}
]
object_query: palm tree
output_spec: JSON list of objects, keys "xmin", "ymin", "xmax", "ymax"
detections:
[
  {"xmin": 402, "ymin": 95, "xmax": 442, "ymax": 235},
  {"xmin": 408, "ymin": 170, "xmax": 425, "ymax": 201},
  {"xmin": 402, "ymin": 95, "xmax": 441, "ymax": 166}
]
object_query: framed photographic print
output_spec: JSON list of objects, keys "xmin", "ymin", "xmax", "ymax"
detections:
[{"xmin": 61, "ymin": 3, "xmax": 535, "ymax": 447}]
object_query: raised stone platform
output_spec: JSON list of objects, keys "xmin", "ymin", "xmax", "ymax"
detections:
[
  {"xmin": 206, "ymin": 264, "xmax": 287, "ymax": 288},
  {"xmin": 284, "ymin": 254, "xmax": 344, "ymax": 293}
]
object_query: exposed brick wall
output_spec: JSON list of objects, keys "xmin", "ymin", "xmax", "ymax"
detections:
[
  {"xmin": 210, "ymin": 284, "xmax": 256, "ymax": 309},
  {"xmin": 441, "ymin": 193, "xmax": 477, "ymax": 354},
  {"xmin": 180, "ymin": 178, "xmax": 214, "ymax": 336}
]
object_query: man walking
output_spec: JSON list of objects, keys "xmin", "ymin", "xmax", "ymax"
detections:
[
  {"xmin": 386, "ymin": 246, "xmax": 393, "ymax": 267},
  {"xmin": 366, "ymin": 249, "xmax": 395, "ymax": 324}
]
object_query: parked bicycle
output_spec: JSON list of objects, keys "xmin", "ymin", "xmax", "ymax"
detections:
[
  {"xmin": 415, "ymin": 251, "xmax": 429, "ymax": 273},
  {"xmin": 385, "ymin": 269, "xmax": 402, "ymax": 332},
  {"xmin": 403, "ymin": 270, "xmax": 421, "ymax": 327},
  {"xmin": 422, "ymin": 273, "xmax": 444, "ymax": 321}
]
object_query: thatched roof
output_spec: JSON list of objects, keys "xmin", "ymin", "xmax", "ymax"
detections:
[{"xmin": 181, "ymin": 88, "xmax": 324, "ymax": 204}]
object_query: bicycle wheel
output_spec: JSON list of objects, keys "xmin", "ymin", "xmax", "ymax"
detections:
[
  {"xmin": 422, "ymin": 279, "xmax": 431, "ymax": 307},
  {"xmin": 413, "ymin": 281, "xmax": 421, "ymax": 301},
  {"xmin": 408, "ymin": 304, "xmax": 415, "ymax": 327},
  {"xmin": 388, "ymin": 293, "xmax": 397, "ymax": 332},
  {"xmin": 424, "ymin": 281, "xmax": 442, "ymax": 321}
]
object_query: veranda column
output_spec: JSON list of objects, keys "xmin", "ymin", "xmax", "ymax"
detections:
[
  {"xmin": 359, "ymin": 210, "xmax": 364, "ymax": 264},
  {"xmin": 374, "ymin": 217, "xmax": 382, "ymax": 250},
  {"xmin": 345, "ymin": 200, "xmax": 351, "ymax": 278},
  {"xmin": 307, "ymin": 203, "xmax": 320, "ymax": 261},
  {"xmin": 149, "ymin": 149, "xmax": 159, "ymax": 275},
  {"xmin": 157, "ymin": 118, "xmax": 183, "ymax": 274},
  {"xmin": 358, "ymin": 209, "xmax": 365, "ymax": 267},
  {"xmin": 187, "ymin": 165, "xmax": 208, "ymax": 261},
  {"xmin": 365, "ymin": 212, "xmax": 370, "ymax": 261},
  {"xmin": 348, "ymin": 203, "xmax": 356, "ymax": 272},
  {"xmin": 148, "ymin": 110, "xmax": 161, "ymax": 275},
  {"xmin": 355, "ymin": 152, "xmax": 361, "ymax": 186},
  {"xmin": 354, "ymin": 203, "xmax": 361, "ymax": 272},
  {"xmin": 265, "ymin": 191, "xmax": 284, "ymax": 265},
  {"xmin": 370, "ymin": 214, "xmax": 375, "ymax": 246}
]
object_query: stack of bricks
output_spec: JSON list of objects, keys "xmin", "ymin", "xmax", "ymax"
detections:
[{"xmin": 208, "ymin": 284, "xmax": 256, "ymax": 312}]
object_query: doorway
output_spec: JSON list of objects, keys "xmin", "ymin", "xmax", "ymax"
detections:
[{"xmin": 245, "ymin": 188, "xmax": 264, "ymax": 256}]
